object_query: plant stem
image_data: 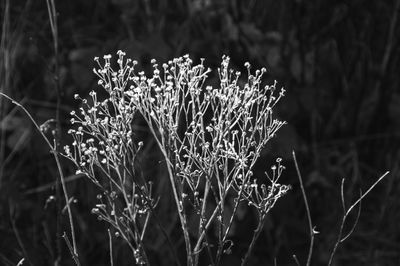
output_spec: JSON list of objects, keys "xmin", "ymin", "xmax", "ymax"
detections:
[
  {"xmin": 193, "ymin": 202, "xmax": 221, "ymax": 253},
  {"xmin": 0, "ymin": 93, "xmax": 80, "ymax": 265},
  {"xmin": 0, "ymin": 0, "xmax": 10, "ymax": 188},
  {"xmin": 52, "ymin": 148, "xmax": 80, "ymax": 265},
  {"xmin": 10, "ymin": 201, "xmax": 33, "ymax": 266},
  {"xmin": 241, "ymin": 213, "xmax": 266, "ymax": 266},
  {"xmin": 327, "ymin": 215, "xmax": 346, "ymax": 266},
  {"xmin": 215, "ymin": 188, "xmax": 244, "ymax": 265},
  {"xmin": 194, "ymin": 179, "xmax": 210, "ymax": 266},
  {"xmin": 108, "ymin": 229, "xmax": 114, "ymax": 266},
  {"xmin": 293, "ymin": 151, "xmax": 314, "ymax": 266},
  {"xmin": 327, "ymin": 171, "xmax": 389, "ymax": 266},
  {"xmin": 156, "ymin": 128, "xmax": 193, "ymax": 266},
  {"xmin": 45, "ymin": 0, "xmax": 68, "ymax": 263}
]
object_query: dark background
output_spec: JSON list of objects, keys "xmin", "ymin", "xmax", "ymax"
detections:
[{"xmin": 0, "ymin": 0, "xmax": 399, "ymax": 265}]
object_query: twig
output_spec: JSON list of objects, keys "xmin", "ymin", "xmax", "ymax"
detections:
[
  {"xmin": 215, "ymin": 188, "xmax": 245, "ymax": 265},
  {"xmin": 153, "ymin": 129, "xmax": 194, "ymax": 265},
  {"xmin": 16, "ymin": 258, "xmax": 25, "ymax": 266},
  {"xmin": 52, "ymin": 146, "xmax": 80, "ymax": 265},
  {"xmin": 292, "ymin": 255, "xmax": 300, "ymax": 266},
  {"xmin": 45, "ymin": 0, "xmax": 63, "ymax": 261},
  {"xmin": 0, "ymin": 253, "xmax": 15, "ymax": 266},
  {"xmin": 0, "ymin": 93, "xmax": 80, "ymax": 265},
  {"xmin": 44, "ymin": 0, "xmax": 81, "ymax": 263},
  {"xmin": 24, "ymin": 174, "xmax": 83, "ymax": 195},
  {"xmin": 346, "ymin": 172, "xmax": 389, "ymax": 215},
  {"xmin": 9, "ymin": 201, "xmax": 33, "ymax": 266},
  {"xmin": 108, "ymin": 229, "xmax": 114, "ymax": 266},
  {"xmin": 327, "ymin": 171, "xmax": 389, "ymax": 266},
  {"xmin": 62, "ymin": 232, "xmax": 80, "ymax": 266},
  {"xmin": 193, "ymin": 202, "xmax": 221, "ymax": 254},
  {"xmin": 151, "ymin": 211, "xmax": 182, "ymax": 266},
  {"xmin": 0, "ymin": 93, "xmax": 53, "ymax": 157},
  {"xmin": 0, "ymin": 0, "xmax": 10, "ymax": 188},
  {"xmin": 136, "ymin": 155, "xmax": 182, "ymax": 266},
  {"xmin": 241, "ymin": 213, "xmax": 266, "ymax": 266},
  {"xmin": 380, "ymin": 0, "xmax": 400, "ymax": 78},
  {"xmin": 340, "ymin": 190, "xmax": 362, "ymax": 243},
  {"xmin": 292, "ymin": 151, "xmax": 315, "ymax": 266}
]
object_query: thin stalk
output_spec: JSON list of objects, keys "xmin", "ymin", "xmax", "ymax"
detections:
[
  {"xmin": 127, "ymin": 157, "xmax": 182, "ymax": 266},
  {"xmin": 140, "ymin": 211, "xmax": 151, "ymax": 241},
  {"xmin": 215, "ymin": 185, "xmax": 245, "ymax": 265},
  {"xmin": 0, "ymin": 0, "xmax": 10, "ymax": 188},
  {"xmin": 193, "ymin": 202, "xmax": 220, "ymax": 253},
  {"xmin": 293, "ymin": 151, "xmax": 314, "ymax": 266},
  {"xmin": 149, "ymin": 124, "xmax": 193, "ymax": 266},
  {"xmin": 114, "ymin": 167, "xmax": 150, "ymax": 265},
  {"xmin": 108, "ymin": 229, "xmax": 114, "ymax": 266},
  {"xmin": 165, "ymin": 157, "xmax": 193, "ymax": 266},
  {"xmin": 151, "ymin": 211, "xmax": 182, "ymax": 266},
  {"xmin": 62, "ymin": 233, "xmax": 80, "ymax": 266},
  {"xmin": 193, "ymin": 179, "xmax": 210, "ymax": 266},
  {"xmin": 45, "ymin": 0, "xmax": 69, "ymax": 263},
  {"xmin": 52, "ymin": 147, "xmax": 80, "ymax": 265},
  {"xmin": 10, "ymin": 201, "xmax": 33, "ymax": 266},
  {"xmin": 327, "ymin": 171, "xmax": 389, "ymax": 266},
  {"xmin": 241, "ymin": 213, "xmax": 266, "ymax": 266},
  {"xmin": 0, "ymin": 93, "xmax": 80, "ymax": 265},
  {"xmin": 327, "ymin": 213, "xmax": 346, "ymax": 266}
]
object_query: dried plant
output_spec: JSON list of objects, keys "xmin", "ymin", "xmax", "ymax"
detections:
[
  {"xmin": 63, "ymin": 52, "xmax": 154, "ymax": 264},
  {"xmin": 1, "ymin": 50, "xmax": 389, "ymax": 266},
  {"xmin": 63, "ymin": 51, "xmax": 290, "ymax": 265}
]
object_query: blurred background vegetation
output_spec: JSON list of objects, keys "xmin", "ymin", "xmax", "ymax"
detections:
[{"xmin": 0, "ymin": 0, "xmax": 399, "ymax": 265}]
